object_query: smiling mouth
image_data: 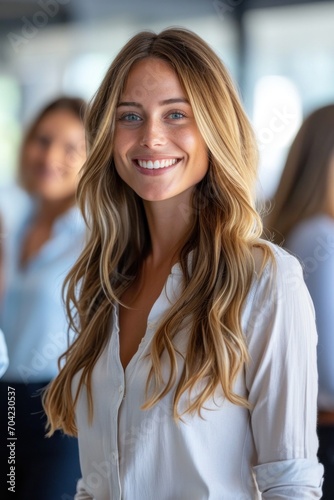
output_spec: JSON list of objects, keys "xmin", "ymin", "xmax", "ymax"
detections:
[{"xmin": 135, "ymin": 158, "xmax": 181, "ymax": 169}]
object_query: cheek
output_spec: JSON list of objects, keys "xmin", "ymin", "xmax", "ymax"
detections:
[
  {"xmin": 112, "ymin": 153, "xmax": 125, "ymax": 181},
  {"xmin": 188, "ymin": 135, "xmax": 209, "ymax": 172},
  {"xmin": 66, "ymin": 153, "xmax": 86, "ymax": 175},
  {"xmin": 23, "ymin": 144, "xmax": 40, "ymax": 167},
  {"xmin": 64, "ymin": 164, "xmax": 81, "ymax": 180},
  {"xmin": 194, "ymin": 133, "xmax": 209, "ymax": 166},
  {"xmin": 177, "ymin": 128, "xmax": 207, "ymax": 157},
  {"xmin": 113, "ymin": 129, "xmax": 133, "ymax": 155},
  {"xmin": 113, "ymin": 161, "xmax": 127, "ymax": 184},
  {"xmin": 112, "ymin": 151, "xmax": 122, "ymax": 176},
  {"xmin": 113, "ymin": 136, "xmax": 133, "ymax": 175}
]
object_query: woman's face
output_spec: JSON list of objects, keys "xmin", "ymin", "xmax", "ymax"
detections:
[
  {"xmin": 113, "ymin": 57, "xmax": 209, "ymax": 204},
  {"xmin": 21, "ymin": 109, "xmax": 86, "ymax": 201}
]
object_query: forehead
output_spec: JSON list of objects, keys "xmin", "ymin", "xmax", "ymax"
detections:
[
  {"xmin": 35, "ymin": 109, "xmax": 80, "ymax": 129},
  {"xmin": 121, "ymin": 57, "xmax": 186, "ymax": 100},
  {"xmin": 26, "ymin": 109, "xmax": 84, "ymax": 148}
]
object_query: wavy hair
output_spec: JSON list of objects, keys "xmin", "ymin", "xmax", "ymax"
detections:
[
  {"xmin": 265, "ymin": 104, "xmax": 334, "ymax": 242},
  {"xmin": 44, "ymin": 28, "xmax": 272, "ymax": 435}
]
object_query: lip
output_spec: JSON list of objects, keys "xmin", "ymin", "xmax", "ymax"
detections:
[{"xmin": 132, "ymin": 157, "xmax": 182, "ymax": 176}]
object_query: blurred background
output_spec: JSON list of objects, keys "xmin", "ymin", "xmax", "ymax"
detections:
[{"xmin": 0, "ymin": 0, "xmax": 334, "ymax": 199}]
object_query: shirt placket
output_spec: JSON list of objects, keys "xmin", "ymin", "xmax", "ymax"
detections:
[{"xmin": 109, "ymin": 306, "xmax": 125, "ymax": 500}]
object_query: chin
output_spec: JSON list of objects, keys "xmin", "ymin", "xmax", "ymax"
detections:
[{"xmin": 140, "ymin": 192, "xmax": 173, "ymax": 202}]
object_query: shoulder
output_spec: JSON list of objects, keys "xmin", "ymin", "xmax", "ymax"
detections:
[
  {"xmin": 290, "ymin": 214, "xmax": 334, "ymax": 235},
  {"xmin": 0, "ymin": 184, "xmax": 32, "ymax": 231},
  {"xmin": 54, "ymin": 206, "xmax": 87, "ymax": 247},
  {"xmin": 245, "ymin": 240, "xmax": 307, "ymax": 320},
  {"xmin": 243, "ymin": 240, "xmax": 317, "ymax": 345},
  {"xmin": 252, "ymin": 239, "xmax": 303, "ymax": 283},
  {"xmin": 286, "ymin": 215, "xmax": 334, "ymax": 255},
  {"xmin": 0, "ymin": 192, "xmax": 35, "ymax": 254}
]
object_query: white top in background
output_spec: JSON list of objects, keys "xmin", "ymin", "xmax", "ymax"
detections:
[
  {"xmin": 0, "ymin": 199, "xmax": 86, "ymax": 383},
  {"xmin": 286, "ymin": 214, "xmax": 334, "ymax": 410}
]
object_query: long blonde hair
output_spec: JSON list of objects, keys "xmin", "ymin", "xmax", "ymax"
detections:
[
  {"xmin": 265, "ymin": 104, "xmax": 334, "ymax": 242},
  {"xmin": 44, "ymin": 27, "xmax": 272, "ymax": 435}
]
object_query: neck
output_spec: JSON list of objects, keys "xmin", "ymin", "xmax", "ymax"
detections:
[
  {"xmin": 143, "ymin": 196, "xmax": 194, "ymax": 268},
  {"xmin": 35, "ymin": 196, "xmax": 76, "ymax": 225}
]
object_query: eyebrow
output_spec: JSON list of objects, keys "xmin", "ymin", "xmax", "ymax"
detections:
[{"xmin": 117, "ymin": 98, "xmax": 189, "ymax": 107}]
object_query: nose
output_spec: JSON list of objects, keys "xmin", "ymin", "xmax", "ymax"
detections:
[
  {"xmin": 42, "ymin": 142, "xmax": 66, "ymax": 169},
  {"xmin": 139, "ymin": 118, "xmax": 166, "ymax": 148}
]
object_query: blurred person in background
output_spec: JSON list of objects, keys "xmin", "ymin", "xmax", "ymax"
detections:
[
  {"xmin": 265, "ymin": 103, "xmax": 334, "ymax": 500},
  {"xmin": 0, "ymin": 97, "xmax": 87, "ymax": 499}
]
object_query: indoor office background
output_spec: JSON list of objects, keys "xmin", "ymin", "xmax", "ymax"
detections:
[{"xmin": 0, "ymin": 0, "xmax": 334, "ymax": 201}]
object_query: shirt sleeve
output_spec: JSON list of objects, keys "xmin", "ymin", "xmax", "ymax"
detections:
[
  {"xmin": 244, "ymin": 249, "xmax": 324, "ymax": 498},
  {"xmin": 75, "ymin": 478, "xmax": 94, "ymax": 500}
]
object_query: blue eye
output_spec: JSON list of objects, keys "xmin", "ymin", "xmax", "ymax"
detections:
[
  {"xmin": 168, "ymin": 112, "xmax": 185, "ymax": 119},
  {"xmin": 121, "ymin": 113, "xmax": 141, "ymax": 122}
]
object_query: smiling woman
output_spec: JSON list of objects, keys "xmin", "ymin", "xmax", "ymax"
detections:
[{"xmin": 44, "ymin": 28, "xmax": 323, "ymax": 499}]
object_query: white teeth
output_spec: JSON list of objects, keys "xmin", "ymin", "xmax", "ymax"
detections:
[{"xmin": 137, "ymin": 159, "xmax": 178, "ymax": 169}]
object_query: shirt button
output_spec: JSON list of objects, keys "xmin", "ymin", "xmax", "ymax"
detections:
[{"xmin": 119, "ymin": 385, "xmax": 124, "ymax": 393}]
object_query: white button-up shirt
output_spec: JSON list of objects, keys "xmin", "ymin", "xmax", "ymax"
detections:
[{"xmin": 73, "ymin": 244, "xmax": 323, "ymax": 499}]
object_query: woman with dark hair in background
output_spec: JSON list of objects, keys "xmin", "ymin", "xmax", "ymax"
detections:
[
  {"xmin": 0, "ymin": 97, "xmax": 87, "ymax": 499},
  {"xmin": 265, "ymin": 103, "xmax": 334, "ymax": 500},
  {"xmin": 45, "ymin": 29, "xmax": 323, "ymax": 499}
]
